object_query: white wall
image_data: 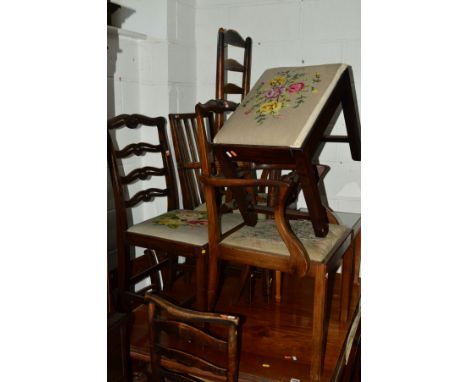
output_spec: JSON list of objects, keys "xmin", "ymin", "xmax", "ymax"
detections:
[
  {"xmin": 107, "ymin": 0, "xmax": 199, "ymax": 266},
  {"xmin": 107, "ymin": 0, "xmax": 361, "ymax": 257},
  {"xmin": 196, "ymin": 0, "xmax": 361, "ymax": 213}
]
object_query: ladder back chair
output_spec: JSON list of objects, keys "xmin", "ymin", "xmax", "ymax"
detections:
[
  {"xmin": 107, "ymin": 113, "xmax": 245, "ymax": 313},
  {"xmin": 216, "ymin": 28, "xmax": 252, "ymax": 103},
  {"xmin": 195, "ymin": 99, "xmax": 355, "ymax": 381},
  {"xmin": 217, "ymin": 28, "xmax": 291, "ymax": 302},
  {"xmin": 108, "ymin": 114, "xmax": 244, "ymax": 371},
  {"xmin": 145, "ymin": 293, "xmax": 240, "ymax": 382}
]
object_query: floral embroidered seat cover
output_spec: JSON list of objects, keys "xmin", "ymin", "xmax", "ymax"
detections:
[{"xmin": 213, "ymin": 63, "xmax": 348, "ymax": 148}]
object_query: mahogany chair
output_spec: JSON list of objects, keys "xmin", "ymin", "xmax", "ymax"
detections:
[
  {"xmin": 195, "ymin": 99, "xmax": 354, "ymax": 381},
  {"xmin": 108, "ymin": 113, "xmax": 245, "ymax": 309},
  {"xmin": 108, "ymin": 113, "xmax": 244, "ymax": 375},
  {"xmin": 145, "ymin": 293, "xmax": 240, "ymax": 382},
  {"xmin": 169, "ymin": 111, "xmax": 263, "ymax": 303}
]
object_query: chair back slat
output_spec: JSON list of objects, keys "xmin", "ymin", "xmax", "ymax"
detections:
[
  {"xmin": 146, "ymin": 293, "xmax": 240, "ymax": 382},
  {"xmin": 125, "ymin": 188, "xmax": 169, "ymax": 208},
  {"xmin": 116, "ymin": 142, "xmax": 163, "ymax": 158},
  {"xmin": 223, "ymin": 29, "xmax": 245, "ymax": 47},
  {"xmin": 223, "ymin": 83, "xmax": 244, "ymax": 95},
  {"xmin": 224, "ymin": 58, "xmax": 244, "ymax": 72},
  {"xmin": 121, "ymin": 166, "xmax": 166, "ymax": 185},
  {"xmin": 157, "ymin": 346, "xmax": 228, "ymax": 377},
  {"xmin": 156, "ymin": 320, "xmax": 228, "ymax": 353},
  {"xmin": 159, "ymin": 368, "xmax": 204, "ymax": 382}
]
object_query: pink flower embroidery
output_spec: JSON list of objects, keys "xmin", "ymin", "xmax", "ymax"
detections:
[
  {"xmin": 264, "ymin": 86, "xmax": 285, "ymax": 99},
  {"xmin": 287, "ymin": 82, "xmax": 305, "ymax": 94}
]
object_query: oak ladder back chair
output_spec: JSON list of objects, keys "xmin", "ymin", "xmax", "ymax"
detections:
[
  {"xmin": 217, "ymin": 28, "xmax": 294, "ymax": 302},
  {"xmin": 195, "ymin": 99, "xmax": 355, "ymax": 381},
  {"xmin": 216, "ymin": 28, "xmax": 252, "ymax": 107},
  {"xmin": 145, "ymin": 293, "xmax": 240, "ymax": 382}
]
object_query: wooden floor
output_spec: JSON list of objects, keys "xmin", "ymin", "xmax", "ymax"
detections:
[
  {"xmin": 214, "ymin": 270, "xmax": 361, "ymax": 382},
  {"xmin": 130, "ymin": 268, "xmax": 360, "ymax": 382}
]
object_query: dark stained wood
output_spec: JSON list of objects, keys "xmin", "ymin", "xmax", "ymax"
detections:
[
  {"xmin": 145, "ymin": 293, "xmax": 240, "ymax": 382},
  {"xmin": 216, "ymin": 28, "xmax": 252, "ymax": 102},
  {"xmin": 107, "ymin": 113, "xmax": 209, "ymax": 313},
  {"xmin": 205, "ymin": 66, "xmax": 361, "ymax": 242},
  {"xmin": 195, "ymin": 101, "xmax": 355, "ymax": 380},
  {"xmin": 169, "ymin": 113, "xmax": 206, "ymax": 210},
  {"xmin": 108, "ymin": 312, "xmax": 129, "ymax": 382},
  {"xmin": 127, "ymin": 271, "xmax": 361, "ymax": 382}
]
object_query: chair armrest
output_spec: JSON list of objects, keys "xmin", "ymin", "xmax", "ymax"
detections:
[{"xmin": 201, "ymin": 174, "xmax": 310, "ymax": 276}]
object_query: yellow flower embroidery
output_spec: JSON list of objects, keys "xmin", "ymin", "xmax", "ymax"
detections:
[
  {"xmin": 270, "ymin": 76, "xmax": 286, "ymax": 87},
  {"xmin": 259, "ymin": 101, "xmax": 283, "ymax": 114},
  {"xmin": 241, "ymin": 69, "xmax": 322, "ymax": 124}
]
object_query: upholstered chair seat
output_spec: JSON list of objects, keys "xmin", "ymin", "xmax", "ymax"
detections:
[
  {"xmin": 127, "ymin": 209, "xmax": 243, "ymax": 247},
  {"xmin": 221, "ymin": 220, "xmax": 350, "ymax": 263}
]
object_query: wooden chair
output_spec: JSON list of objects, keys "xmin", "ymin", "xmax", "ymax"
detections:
[
  {"xmin": 216, "ymin": 28, "xmax": 252, "ymax": 104},
  {"xmin": 195, "ymin": 99, "xmax": 354, "ymax": 381},
  {"xmin": 108, "ymin": 113, "xmax": 245, "ymax": 376},
  {"xmin": 145, "ymin": 293, "xmax": 240, "ymax": 382},
  {"xmin": 169, "ymin": 111, "xmax": 264, "ymax": 303},
  {"xmin": 108, "ymin": 113, "xmax": 244, "ymax": 311},
  {"xmin": 217, "ymin": 28, "xmax": 291, "ymax": 302}
]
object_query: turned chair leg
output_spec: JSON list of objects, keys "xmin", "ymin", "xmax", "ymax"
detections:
[{"xmin": 310, "ymin": 265, "xmax": 328, "ymax": 381}]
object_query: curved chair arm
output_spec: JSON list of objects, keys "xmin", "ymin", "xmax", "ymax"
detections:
[{"xmin": 200, "ymin": 174, "xmax": 310, "ymax": 277}]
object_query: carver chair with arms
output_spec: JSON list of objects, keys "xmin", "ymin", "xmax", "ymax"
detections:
[{"xmin": 195, "ymin": 99, "xmax": 355, "ymax": 381}]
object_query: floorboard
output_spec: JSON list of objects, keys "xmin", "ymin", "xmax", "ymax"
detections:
[{"xmin": 129, "ymin": 268, "xmax": 361, "ymax": 382}]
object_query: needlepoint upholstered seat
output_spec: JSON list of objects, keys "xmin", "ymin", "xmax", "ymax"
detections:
[
  {"xmin": 128, "ymin": 209, "xmax": 243, "ymax": 247},
  {"xmin": 107, "ymin": 114, "xmax": 244, "ymax": 312},
  {"xmin": 221, "ymin": 220, "xmax": 349, "ymax": 262},
  {"xmin": 214, "ymin": 63, "xmax": 349, "ymax": 148}
]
